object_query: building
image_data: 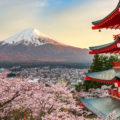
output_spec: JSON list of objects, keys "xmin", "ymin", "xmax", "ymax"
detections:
[
  {"xmin": 80, "ymin": 1, "xmax": 120, "ymax": 119},
  {"xmin": 28, "ymin": 78, "xmax": 39, "ymax": 83},
  {"xmin": 0, "ymin": 71, "xmax": 2, "ymax": 75},
  {"xmin": 39, "ymin": 70, "xmax": 50, "ymax": 73}
]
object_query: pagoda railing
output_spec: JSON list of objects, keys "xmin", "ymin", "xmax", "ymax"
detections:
[
  {"xmin": 112, "ymin": 62, "xmax": 120, "ymax": 69},
  {"xmin": 113, "ymin": 34, "xmax": 120, "ymax": 40},
  {"xmin": 109, "ymin": 90, "xmax": 120, "ymax": 98}
]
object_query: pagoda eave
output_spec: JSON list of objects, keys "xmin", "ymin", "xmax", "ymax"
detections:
[
  {"xmin": 89, "ymin": 37, "xmax": 120, "ymax": 55},
  {"xmin": 92, "ymin": 26, "xmax": 102, "ymax": 30},
  {"xmin": 80, "ymin": 97, "xmax": 120, "ymax": 119},
  {"xmin": 85, "ymin": 77, "xmax": 116, "ymax": 84},
  {"xmin": 89, "ymin": 49, "xmax": 120, "ymax": 55},
  {"xmin": 92, "ymin": 0, "xmax": 120, "ymax": 30}
]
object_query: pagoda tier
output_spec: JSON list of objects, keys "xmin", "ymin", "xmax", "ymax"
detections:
[
  {"xmin": 80, "ymin": 97, "xmax": 120, "ymax": 119},
  {"xmin": 85, "ymin": 69, "xmax": 120, "ymax": 83},
  {"xmin": 85, "ymin": 68, "xmax": 120, "ymax": 99},
  {"xmin": 92, "ymin": 0, "xmax": 120, "ymax": 30},
  {"xmin": 89, "ymin": 37, "xmax": 120, "ymax": 54}
]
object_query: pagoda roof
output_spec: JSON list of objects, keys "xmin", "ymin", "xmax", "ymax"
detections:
[
  {"xmin": 92, "ymin": 0, "xmax": 120, "ymax": 30},
  {"xmin": 92, "ymin": 0, "xmax": 120, "ymax": 26},
  {"xmin": 89, "ymin": 37, "xmax": 120, "ymax": 54},
  {"xmin": 80, "ymin": 97, "xmax": 120, "ymax": 120},
  {"xmin": 85, "ymin": 69, "xmax": 120, "ymax": 82}
]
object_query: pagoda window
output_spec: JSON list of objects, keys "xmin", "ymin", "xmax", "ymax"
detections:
[
  {"xmin": 118, "ymin": 87, "xmax": 120, "ymax": 92},
  {"xmin": 114, "ymin": 83, "xmax": 118, "ymax": 87},
  {"xmin": 117, "ymin": 43, "xmax": 120, "ymax": 48}
]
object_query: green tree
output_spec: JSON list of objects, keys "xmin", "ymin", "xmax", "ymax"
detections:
[
  {"xmin": 89, "ymin": 54, "xmax": 103, "ymax": 72},
  {"xmin": 82, "ymin": 81, "xmax": 104, "ymax": 92},
  {"xmin": 7, "ymin": 73, "xmax": 16, "ymax": 78},
  {"xmin": 101, "ymin": 55, "xmax": 109, "ymax": 70},
  {"xmin": 90, "ymin": 54, "xmax": 120, "ymax": 72},
  {"xmin": 75, "ymin": 82, "xmax": 84, "ymax": 92}
]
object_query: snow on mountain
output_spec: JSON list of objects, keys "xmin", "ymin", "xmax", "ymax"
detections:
[{"xmin": 1, "ymin": 28, "xmax": 59, "ymax": 46}]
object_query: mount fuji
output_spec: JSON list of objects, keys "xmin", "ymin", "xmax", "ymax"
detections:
[{"xmin": 0, "ymin": 28, "xmax": 93, "ymax": 63}]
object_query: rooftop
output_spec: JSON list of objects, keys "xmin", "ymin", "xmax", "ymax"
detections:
[
  {"xmin": 89, "ymin": 37, "xmax": 120, "ymax": 54},
  {"xmin": 80, "ymin": 97, "xmax": 120, "ymax": 120},
  {"xmin": 92, "ymin": 0, "xmax": 120, "ymax": 30},
  {"xmin": 85, "ymin": 69, "xmax": 120, "ymax": 82}
]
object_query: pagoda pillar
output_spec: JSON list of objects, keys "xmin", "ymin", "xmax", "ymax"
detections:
[
  {"xmin": 117, "ymin": 82, "xmax": 120, "ymax": 93},
  {"xmin": 114, "ymin": 80, "xmax": 120, "ymax": 93},
  {"xmin": 112, "ymin": 62, "xmax": 120, "ymax": 93}
]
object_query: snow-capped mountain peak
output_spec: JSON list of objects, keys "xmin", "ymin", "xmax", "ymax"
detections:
[
  {"xmin": 33, "ymin": 29, "xmax": 47, "ymax": 37},
  {"xmin": 1, "ymin": 28, "xmax": 59, "ymax": 46}
]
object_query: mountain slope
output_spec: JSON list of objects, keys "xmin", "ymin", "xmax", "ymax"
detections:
[{"xmin": 0, "ymin": 28, "xmax": 93, "ymax": 63}]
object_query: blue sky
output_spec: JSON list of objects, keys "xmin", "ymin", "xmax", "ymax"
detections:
[{"xmin": 0, "ymin": 0, "xmax": 120, "ymax": 48}]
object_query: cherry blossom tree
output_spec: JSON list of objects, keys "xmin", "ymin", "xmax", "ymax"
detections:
[
  {"xmin": 0, "ymin": 73, "xmax": 118, "ymax": 120},
  {"xmin": 105, "ymin": 109, "xmax": 118, "ymax": 120},
  {"xmin": 16, "ymin": 83, "xmax": 87, "ymax": 119},
  {"xmin": 73, "ymin": 85, "xmax": 113, "ymax": 118},
  {"xmin": 43, "ymin": 109, "xmax": 118, "ymax": 120},
  {"xmin": 0, "ymin": 73, "xmax": 33, "ymax": 118},
  {"xmin": 0, "ymin": 75, "xmax": 86, "ymax": 119}
]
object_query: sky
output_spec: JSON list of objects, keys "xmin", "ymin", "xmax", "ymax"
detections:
[{"xmin": 0, "ymin": 0, "xmax": 120, "ymax": 48}]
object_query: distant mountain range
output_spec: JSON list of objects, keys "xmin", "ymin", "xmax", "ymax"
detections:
[{"xmin": 0, "ymin": 28, "xmax": 93, "ymax": 63}]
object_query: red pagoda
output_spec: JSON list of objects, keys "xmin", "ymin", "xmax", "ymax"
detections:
[{"xmin": 80, "ymin": 1, "xmax": 120, "ymax": 119}]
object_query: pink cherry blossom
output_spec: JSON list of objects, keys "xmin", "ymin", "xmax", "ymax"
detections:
[{"xmin": 0, "ymin": 72, "xmax": 118, "ymax": 120}]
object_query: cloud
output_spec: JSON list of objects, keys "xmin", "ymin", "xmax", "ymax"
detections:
[
  {"xmin": 42, "ymin": 0, "xmax": 120, "ymax": 48},
  {"xmin": 29, "ymin": 0, "xmax": 48, "ymax": 7}
]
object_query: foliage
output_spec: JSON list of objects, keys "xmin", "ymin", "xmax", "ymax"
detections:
[
  {"xmin": 89, "ymin": 54, "xmax": 103, "ymax": 72},
  {"xmin": 44, "ymin": 85, "xmax": 116, "ymax": 120},
  {"xmin": 75, "ymin": 82, "xmax": 84, "ymax": 92},
  {"xmin": 75, "ymin": 81, "xmax": 105, "ymax": 92},
  {"xmin": 90, "ymin": 54, "xmax": 120, "ymax": 72},
  {"xmin": 0, "ymin": 72, "xmax": 118, "ymax": 120},
  {"xmin": 11, "ymin": 68, "xmax": 22, "ymax": 72},
  {"xmin": 101, "ymin": 54, "xmax": 120, "ymax": 70},
  {"xmin": 7, "ymin": 72, "xmax": 16, "ymax": 77},
  {"xmin": 0, "ymin": 74, "xmax": 87, "ymax": 119},
  {"xmin": 78, "ymin": 85, "xmax": 112, "ymax": 99}
]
